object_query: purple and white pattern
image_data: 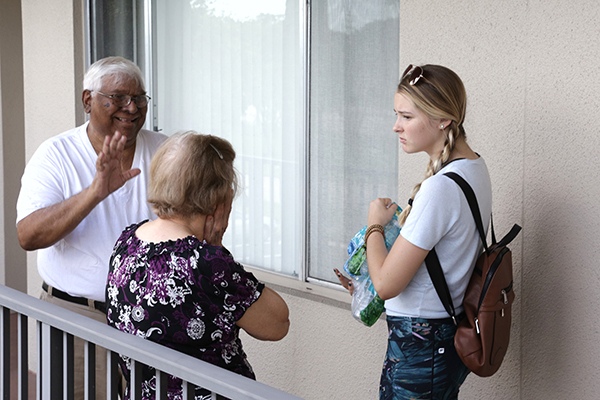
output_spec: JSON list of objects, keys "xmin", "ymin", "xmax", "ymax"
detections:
[{"xmin": 106, "ymin": 221, "xmax": 264, "ymax": 399}]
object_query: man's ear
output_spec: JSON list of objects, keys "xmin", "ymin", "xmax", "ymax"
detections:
[{"xmin": 82, "ymin": 90, "xmax": 92, "ymax": 114}]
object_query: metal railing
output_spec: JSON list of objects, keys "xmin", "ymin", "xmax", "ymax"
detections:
[{"xmin": 0, "ymin": 284, "xmax": 303, "ymax": 400}]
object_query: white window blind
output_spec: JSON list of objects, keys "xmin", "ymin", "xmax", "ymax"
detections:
[
  {"xmin": 153, "ymin": 0, "xmax": 304, "ymax": 276},
  {"xmin": 89, "ymin": 0, "xmax": 399, "ymax": 285},
  {"xmin": 308, "ymin": 0, "xmax": 399, "ymax": 282}
]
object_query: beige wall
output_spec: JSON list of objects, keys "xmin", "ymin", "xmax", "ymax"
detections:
[
  {"xmin": 248, "ymin": 1, "xmax": 600, "ymax": 399},
  {"xmin": 395, "ymin": 1, "xmax": 600, "ymax": 399},
  {"xmin": 0, "ymin": 0, "xmax": 27, "ymax": 291},
  {"xmin": 5, "ymin": 0, "xmax": 600, "ymax": 399},
  {"xmin": 20, "ymin": 0, "xmax": 85, "ymax": 297}
]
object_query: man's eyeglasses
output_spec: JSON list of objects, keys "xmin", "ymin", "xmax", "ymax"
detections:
[
  {"xmin": 402, "ymin": 64, "xmax": 424, "ymax": 86},
  {"xmin": 94, "ymin": 91, "xmax": 151, "ymax": 108}
]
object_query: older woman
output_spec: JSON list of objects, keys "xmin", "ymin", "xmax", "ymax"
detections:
[{"xmin": 106, "ymin": 131, "xmax": 289, "ymax": 399}]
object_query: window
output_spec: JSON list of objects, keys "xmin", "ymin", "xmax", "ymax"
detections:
[{"xmin": 88, "ymin": 0, "xmax": 399, "ymax": 286}]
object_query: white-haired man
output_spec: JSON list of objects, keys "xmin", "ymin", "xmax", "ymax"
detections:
[{"xmin": 16, "ymin": 56, "xmax": 166, "ymax": 398}]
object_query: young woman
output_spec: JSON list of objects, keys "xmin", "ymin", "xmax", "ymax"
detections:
[
  {"xmin": 338, "ymin": 64, "xmax": 492, "ymax": 399},
  {"xmin": 106, "ymin": 131, "xmax": 290, "ymax": 399}
]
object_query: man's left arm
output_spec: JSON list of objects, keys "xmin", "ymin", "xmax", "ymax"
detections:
[{"xmin": 17, "ymin": 131, "xmax": 140, "ymax": 250}]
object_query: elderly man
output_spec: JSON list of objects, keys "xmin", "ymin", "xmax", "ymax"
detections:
[{"xmin": 16, "ymin": 56, "xmax": 166, "ymax": 398}]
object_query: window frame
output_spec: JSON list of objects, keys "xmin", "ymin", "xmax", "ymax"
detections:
[{"xmin": 84, "ymin": 0, "xmax": 399, "ymax": 298}]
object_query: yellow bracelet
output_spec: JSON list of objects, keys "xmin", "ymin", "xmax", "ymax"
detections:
[{"xmin": 364, "ymin": 224, "xmax": 385, "ymax": 245}]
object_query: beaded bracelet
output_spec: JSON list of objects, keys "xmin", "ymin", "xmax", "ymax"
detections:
[{"xmin": 364, "ymin": 224, "xmax": 385, "ymax": 245}]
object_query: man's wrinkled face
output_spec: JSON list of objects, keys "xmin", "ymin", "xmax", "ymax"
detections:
[{"xmin": 84, "ymin": 75, "xmax": 147, "ymax": 147}]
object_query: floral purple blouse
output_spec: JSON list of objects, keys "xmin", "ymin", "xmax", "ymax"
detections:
[{"xmin": 106, "ymin": 221, "xmax": 264, "ymax": 399}]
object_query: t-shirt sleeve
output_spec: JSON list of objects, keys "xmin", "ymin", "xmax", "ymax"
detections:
[
  {"xmin": 202, "ymin": 245, "xmax": 265, "ymax": 325},
  {"xmin": 400, "ymin": 175, "xmax": 463, "ymax": 251},
  {"xmin": 16, "ymin": 143, "xmax": 66, "ymax": 223}
]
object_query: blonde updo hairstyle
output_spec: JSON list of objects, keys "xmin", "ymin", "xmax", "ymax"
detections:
[
  {"xmin": 397, "ymin": 65, "xmax": 468, "ymax": 226},
  {"xmin": 147, "ymin": 131, "xmax": 238, "ymax": 218}
]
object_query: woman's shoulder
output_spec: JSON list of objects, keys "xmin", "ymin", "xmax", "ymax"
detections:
[
  {"xmin": 419, "ymin": 168, "xmax": 462, "ymax": 197},
  {"xmin": 427, "ymin": 157, "xmax": 492, "ymax": 214},
  {"xmin": 431, "ymin": 157, "xmax": 490, "ymax": 189},
  {"xmin": 441, "ymin": 156, "xmax": 489, "ymax": 177},
  {"xmin": 416, "ymin": 158, "xmax": 490, "ymax": 203},
  {"xmin": 114, "ymin": 220, "xmax": 147, "ymax": 246}
]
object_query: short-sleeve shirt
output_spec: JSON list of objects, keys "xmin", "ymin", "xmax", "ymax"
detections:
[
  {"xmin": 106, "ymin": 221, "xmax": 265, "ymax": 399},
  {"xmin": 385, "ymin": 157, "xmax": 492, "ymax": 319},
  {"xmin": 16, "ymin": 122, "xmax": 166, "ymax": 301}
]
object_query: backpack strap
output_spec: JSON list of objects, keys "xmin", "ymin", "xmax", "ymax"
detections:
[
  {"xmin": 424, "ymin": 172, "xmax": 489, "ymax": 323},
  {"xmin": 425, "ymin": 249, "xmax": 457, "ymax": 322},
  {"xmin": 443, "ymin": 172, "xmax": 489, "ymax": 253},
  {"xmin": 492, "ymin": 223, "xmax": 522, "ymax": 251}
]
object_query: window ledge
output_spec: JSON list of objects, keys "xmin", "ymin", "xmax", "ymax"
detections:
[{"xmin": 245, "ymin": 266, "xmax": 352, "ymax": 308}]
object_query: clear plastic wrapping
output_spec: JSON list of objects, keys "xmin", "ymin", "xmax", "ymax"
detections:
[{"xmin": 343, "ymin": 205, "xmax": 402, "ymax": 326}]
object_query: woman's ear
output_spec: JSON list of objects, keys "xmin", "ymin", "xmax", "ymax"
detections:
[{"xmin": 439, "ymin": 119, "xmax": 452, "ymax": 130}]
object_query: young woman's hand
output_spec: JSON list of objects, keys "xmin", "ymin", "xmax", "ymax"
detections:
[
  {"xmin": 334, "ymin": 268, "xmax": 354, "ymax": 295},
  {"xmin": 367, "ymin": 198, "xmax": 397, "ymax": 227}
]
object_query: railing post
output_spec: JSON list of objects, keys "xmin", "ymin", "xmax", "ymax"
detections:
[
  {"xmin": 84, "ymin": 342, "xmax": 96, "ymax": 400},
  {"xmin": 40, "ymin": 323, "xmax": 64, "ymax": 399},
  {"xmin": 63, "ymin": 332, "xmax": 74, "ymax": 399},
  {"xmin": 130, "ymin": 361, "xmax": 142, "ymax": 400},
  {"xmin": 0, "ymin": 307, "xmax": 10, "ymax": 400},
  {"xmin": 155, "ymin": 371, "xmax": 168, "ymax": 399},
  {"xmin": 17, "ymin": 313, "xmax": 28, "ymax": 400},
  {"xmin": 182, "ymin": 382, "xmax": 194, "ymax": 400},
  {"xmin": 36, "ymin": 321, "xmax": 41, "ymax": 400},
  {"xmin": 107, "ymin": 351, "xmax": 119, "ymax": 400}
]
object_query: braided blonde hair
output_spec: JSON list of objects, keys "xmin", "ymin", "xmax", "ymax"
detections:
[{"xmin": 397, "ymin": 65, "xmax": 468, "ymax": 226}]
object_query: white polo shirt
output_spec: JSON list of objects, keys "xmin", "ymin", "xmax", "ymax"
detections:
[{"xmin": 16, "ymin": 122, "xmax": 166, "ymax": 301}]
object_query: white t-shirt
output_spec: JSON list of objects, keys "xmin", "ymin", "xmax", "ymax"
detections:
[
  {"xmin": 385, "ymin": 157, "xmax": 492, "ymax": 319},
  {"xmin": 16, "ymin": 122, "xmax": 167, "ymax": 301}
]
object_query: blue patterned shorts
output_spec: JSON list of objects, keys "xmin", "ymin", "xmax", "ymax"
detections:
[{"xmin": 380, "ymin": 316, "xmax": 470, "ymax": 400}]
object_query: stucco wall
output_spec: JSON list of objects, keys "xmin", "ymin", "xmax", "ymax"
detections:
[
  {"xmin": 11, "ymin": 0, "xmax": 600, "ymax": 399},
  {"xmin": 246, "ymin": 1, "xmax": 600, "ymax": 399},
  {"xmin": 242, "ymin": 287, "xmax": 388, "ymax": 400},
  {"xmin": 0, "ymin": 0, "xmax": 27, "ymax": 291},
  {"xmin": 20, "ymin": 0, "xmax": 84, "ymax": 298},
  {"xmin": 395, "ymin": 1, "xmax": 600, "ymax": 399}
]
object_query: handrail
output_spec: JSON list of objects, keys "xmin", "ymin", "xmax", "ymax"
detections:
[{"xmin": 0, "ymin": 284, "xmax": 302, "ymax": 400}]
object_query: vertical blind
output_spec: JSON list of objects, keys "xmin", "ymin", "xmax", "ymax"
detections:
[
  {"xmin": 308, "ymin": 0, "xmax": 399, "ymax": 282},
  {"xmin": 154, "ymin": 0, "xmax": 303, "ymax": 276},
  {"xmin": 90, "ymin": 0, "xmax": 399, "ymax": 283}
]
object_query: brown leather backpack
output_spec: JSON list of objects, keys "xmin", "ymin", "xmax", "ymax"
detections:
[{"xmin": 425, "ymin": 172, "xmax": 521, "ymax": 377}]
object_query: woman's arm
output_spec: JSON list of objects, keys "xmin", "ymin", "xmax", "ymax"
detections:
[
  {"xmin": 367, "ymin": 232, "xmax": 428, "ymax": 300},
  {"xmin": 236, "ymin": 287, "xmax": 290, "ymax": 341},
  {"xmin": 365, "ymin": 198, "xmax": 428, "ymax": 300}
]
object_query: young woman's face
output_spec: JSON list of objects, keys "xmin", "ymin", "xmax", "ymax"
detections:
[{"xmin": 393, "ymin": 93, "xmax": 446, "ymax": 158}]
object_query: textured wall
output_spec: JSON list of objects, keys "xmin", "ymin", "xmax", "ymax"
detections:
[
  {"xmin": 249, "ymin": 1, "xmax": 600, "ymax": 399},
  {"xmin": 382, "ymin": 0, "xmax": 600, "ymax": 398},
  {"xmin": 21, "ymin": 0, "xmax": 82, "ymax": 297},
  {"xmin": 0, "ymin": 0, "xmax": 27, "ymax": 291},
  {"xmin": 396, "ymin": 1, "xmax": 527, "ymax": 398},
  {"xmin": 519, "ymin": 1, "xmax": 600, "ymax": 398},
  {"xmin": 20, "ymin": 0, "xmax": 86, "ymax": 374},
  {"xmin": 241, "ymin": 288, "xmax": 389, "ymax": 400}
]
